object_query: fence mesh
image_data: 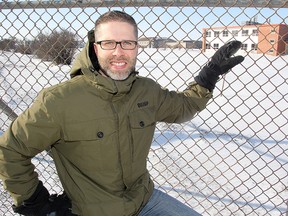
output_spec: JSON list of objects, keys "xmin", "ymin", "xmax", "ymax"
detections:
[{"xmin": 0, "ymin": 1, "xmax": 287, "ymax": 215}]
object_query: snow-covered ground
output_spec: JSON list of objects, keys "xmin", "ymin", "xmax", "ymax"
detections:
[{"xmin": 0, "ymin": 49, "xmax": 287, "ymax": 216}]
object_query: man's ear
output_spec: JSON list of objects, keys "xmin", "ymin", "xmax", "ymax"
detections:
[
  {"xmin": 93, "ymin": 43, "xmax": 98, "ymax": 55},
  {"xmin": 88, "ymin": 29, "xmax": 95, "ymax": 43}
]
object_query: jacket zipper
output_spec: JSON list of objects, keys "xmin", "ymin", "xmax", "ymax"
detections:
[
  {"xmin": 128, "ymin": 115, "xmax": 135, "ymax": 162},
  {"xmin": 110, "ymin": 102, "xmax": 128, "ymax": 190}
]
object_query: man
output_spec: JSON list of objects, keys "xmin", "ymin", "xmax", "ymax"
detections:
[{"xmin": 0, "ymin": 11, "xmax": 244, "ymax": 216}]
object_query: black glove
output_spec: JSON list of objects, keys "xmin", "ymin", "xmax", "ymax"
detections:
[
  {"xmin": 12, "ymin": 181, "xmax": 72, "ymax": 216},
  {"xmin": 195, "ymin": 40, "xmax": 244, "ymax": 91}
]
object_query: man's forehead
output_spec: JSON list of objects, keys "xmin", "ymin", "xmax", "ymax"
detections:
[
  {"xmin": 96, "ymin": 21, "xmax": 137, "ymax": 38},
  {"xmin": 98, "ymin": 21, "xmax": 134, "ymax": 29}
]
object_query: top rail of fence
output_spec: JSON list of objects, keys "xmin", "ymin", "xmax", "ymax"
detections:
[{"xmin": 0, "ymin": 0, "xmax": 287, "ymax": 9}]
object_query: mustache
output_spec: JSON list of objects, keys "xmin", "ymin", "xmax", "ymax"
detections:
[{"xmin": 109, "ymin": 57, "xmax": 129, "ymax": 61}]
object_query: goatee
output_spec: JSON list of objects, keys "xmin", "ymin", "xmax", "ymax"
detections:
[{"xmin": 100, "ymin": 66, "xmax": 135, "ymax": 81}]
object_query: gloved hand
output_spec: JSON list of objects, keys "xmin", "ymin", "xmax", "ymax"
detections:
[
  {"xmin": 12, "ymin": 181, "xmax": 72, "ymax": 216},
  {"xmin": 195, "ymin": 40, "xmax": 244, "ymax": 91}
]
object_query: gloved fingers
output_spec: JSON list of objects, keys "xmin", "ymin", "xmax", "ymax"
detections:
[
  {"xmin": 12, "ymin": 204, "xmax": 30, "ymax": 214},
  {"xmin": 49, "ymin": 193, "xmax": 72, "ymax": 212},
  {"xmin": 13, "ymin": 193, "xmax": 72, "ymax": 216},
  {"xmin": 12, "ymin": 203, "xmax": 51, "ymax": 216},
  {"xmin": 221, "ymin": 56, "xmax": 245, "ymax": 73},
  {"xmin": 213, "ymin": 40, "xmax": 242, "ymax": 63},
  {"xmin": 224, "ymin": 41, "xmax": 242, "ymax": 58}
]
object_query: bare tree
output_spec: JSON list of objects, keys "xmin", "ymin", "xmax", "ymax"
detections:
[{"xmin": 32, "ymin": 29, "xmax": 78, "ymax": 65}]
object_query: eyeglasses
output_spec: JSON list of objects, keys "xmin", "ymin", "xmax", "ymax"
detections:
[{"xmin": 95, "ymin": 40, "xmax": 138, "ymax": 50}]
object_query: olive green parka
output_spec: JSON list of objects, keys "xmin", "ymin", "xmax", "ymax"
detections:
[{"xmin": 0, "ymin": 31, "xmax": 212, "ymax": 216}]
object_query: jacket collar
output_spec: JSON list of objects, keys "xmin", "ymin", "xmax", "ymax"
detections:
[{"xmin": 82, "ymin": 67, "xmax": 137, "ymax": 100}]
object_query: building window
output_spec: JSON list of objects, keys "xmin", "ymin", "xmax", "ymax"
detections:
[
  {"xmin": 232, "ymin": 30, "xmax": 238, "ymax": 36},
  {"xmin": 269, "ymin": 49, "xmax": 274, "ymax": 54},
  {"xmin": 213, "ymin": 43, "xmax": 219, "ymax": 50},
  {"xmin": 214, "ymin": 31, "xmax": 220, "ymax": 37},
  {"xmin": 242, "ymin": 30, "xmax": 249, "ymax": 36},
  {"xmin": 223, "ymin": 30, "xmax": 229, "ymax": 37},
  {"xmin": 270, "ymin": 39, "xmax": 275, "ymax": 44},
  {"xmin": 251, "ymin": 44, "xmax": 257, "ymax": 50},
  {"xmin": 271, "ymin": 29, "xmax": 276, "ymax": 34},
  {"xmin": 241, "ymin": 43, "xmax": 248, "ymax": 50},
  {"xmin": 206, "ymin": 43, "xmax": 211, "ymax": 49},
  {"xmin": 252, "ymin": 29, "xmax": 258, "ymax": 36},
  {"xmin": 206, "ymin": 31, "xmax": 211, "ymax": 37}
]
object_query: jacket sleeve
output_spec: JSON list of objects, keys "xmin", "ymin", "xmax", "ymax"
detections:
[
  {"xmin": 155, "ymin": 81, "xmax": 212, "ymax": 123},
  {"xmin": 0, "ymin": 90, "xmax": 61, "ymax": 206}
]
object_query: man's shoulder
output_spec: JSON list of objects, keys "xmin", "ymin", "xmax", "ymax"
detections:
[{"xmin": 40, "ymin": 76, "xmax": 86, "ymax": 99}]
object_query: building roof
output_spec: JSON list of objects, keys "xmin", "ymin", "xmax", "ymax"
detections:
[
  {"xmin": 202, "ymin": 23, "xmax": 288, "ymax": 31},
  {"xmin": 138, "ymin": 37, "xmax": 154, "ymax": 41}
]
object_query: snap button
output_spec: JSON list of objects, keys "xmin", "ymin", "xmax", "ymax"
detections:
[
  {"xmin": 139, "ymin": 121, "xmax": 145, "ymax": 128},
  {"xmin": 97, "ymin": 131, "xmax": 104, "ymax": 138},
  {"xmin": 89, "ymin": 66, "xmax": 95, "ymax": 72}
]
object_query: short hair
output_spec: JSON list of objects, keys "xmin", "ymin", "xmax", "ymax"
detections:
[{"xmin": 94, "ymin": 11, "xmax": 138, "ymax": 40}]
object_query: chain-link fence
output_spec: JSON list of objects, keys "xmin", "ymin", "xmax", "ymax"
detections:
[{"xmin": 0, "ymin": 1, "xmax": 287, "ymax": 215}]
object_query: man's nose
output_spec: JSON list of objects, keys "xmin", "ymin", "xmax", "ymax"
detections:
[{"xmin": 112, "ymin": 44, "xmax": 125, "ymax": 55}]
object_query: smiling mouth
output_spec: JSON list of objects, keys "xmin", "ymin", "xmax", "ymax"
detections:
[{"xmin": 112, "ymin": 62, "xmax": 126, "ymax": 67}]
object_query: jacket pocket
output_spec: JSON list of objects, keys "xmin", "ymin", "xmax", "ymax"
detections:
[
  {"xmin": 61, "ymin": 118, "xmax": 119, "ymax": 171},
  {"xmin": 129, "ymin": 107, "xmax": 156, "ymax": 162},
  {"xmin": 63, "ymin": 118, "xmax": 116, "ymax": 141}
]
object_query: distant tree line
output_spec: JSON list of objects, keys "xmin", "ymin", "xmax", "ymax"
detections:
[{"xmin": 0, "ymin": 29, "xmax": 78, "ymax": 65}]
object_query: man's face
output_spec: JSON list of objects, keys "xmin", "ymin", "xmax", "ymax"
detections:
[{"xmin": 94, "ymin": 21, "xmax": 138, "ymax": 80}]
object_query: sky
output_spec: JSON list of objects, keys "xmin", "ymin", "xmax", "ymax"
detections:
[{"xmin": 0, "ymin": 5, "xmax": 287, "ymax": 41}]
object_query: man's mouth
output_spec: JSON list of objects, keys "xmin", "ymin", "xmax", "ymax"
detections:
[
  {"xmin": 111, "ymin": 60, "xmax": 127, "ymax": 69},
  {"xmin": 112, "ymin": 62, "xmax": 126, "ymax": 67}
]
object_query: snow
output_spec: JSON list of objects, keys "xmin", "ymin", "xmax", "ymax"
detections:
[{"xmin": 0, "ymin": 49, "xmax": 287, "ymax": 216}]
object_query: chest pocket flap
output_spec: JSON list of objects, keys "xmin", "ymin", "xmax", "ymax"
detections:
[
  {"xmin": 63, "ymin": 118, "xmax": 117, "ymax": 141},
  {"xmin": 129, "ymin": 107, "xmax": 156, "ymax": 129}
]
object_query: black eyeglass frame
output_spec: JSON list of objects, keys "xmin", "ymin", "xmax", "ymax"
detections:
[{"xmin": 95, "ymin": 40, "xmax": 138, "ymax": 50}]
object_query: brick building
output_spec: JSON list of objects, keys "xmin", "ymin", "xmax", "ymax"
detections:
[{"xmin": 202, "ymin": 23, "xmax": 288, "ymax": 56}]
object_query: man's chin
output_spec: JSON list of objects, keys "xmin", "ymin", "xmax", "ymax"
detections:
[
  {"xmin": 110, "ymin": 75, "xmax": 129, "ymax": 81},
  {"xmin": 107, "ymin": 71, "xmax": 131, "ymax": 81}
]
